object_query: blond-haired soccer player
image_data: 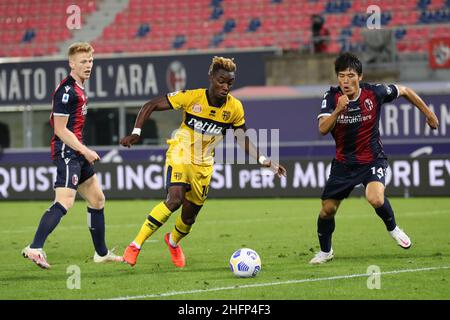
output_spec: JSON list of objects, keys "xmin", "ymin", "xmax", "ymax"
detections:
[
  {"xmin": 120, "ymin": 56, "xmax": 286, "ymax": 268},
  {"xmin": 22, "ymin": 42, "xmax": 123, "ymax": 269}
]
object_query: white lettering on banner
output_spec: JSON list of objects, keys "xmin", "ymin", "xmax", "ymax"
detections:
[
  {"xmin": 21, "ymin": 68, "xmax": 32, "ymax": 100},
  {"xmin": 114, "ymin": 64, "xmax": 158, "ymax": 97},
  {"xmin": 293, "ymin": 163, "xmax": 316, "ymax": 188},
  {"xmin": 399, "ymin": 104, "xmax": 412, "ymax": 136},
  {"xmin": 238, "ymin": 169, "xmax": 276, "ymax": 189},
  {"xmin": 125, "ymin": 165, "xmax": 144, "ymax": 190},
  {"xmin": 117, "ymin": 165, "xmax": 164, "ymax": 190},
  {"xmin": 0, "ymin": 166, "xmax": 57, "ymax": 198},
  {"xmin": 379, "ymin": 103, "xmax": 450, "ymax": 137},
  {"xmin": 385, "ymin": 160, "xmax": 420, "ymax": 187},
  {"xmin": 384, "ymin": 104, "xmax": 398, "ymax": 136},
  {"xmin": 292, "ymin": 162, "xmax": 331, "ymax": 188},
  {"xmin": 117, "ymin": 165, "xmax": 124, "ymax": 190},
  {"xmin": 144, "ymin": 165, "xmax": 163, "ymax": 189},
  {"xmin": 34, "ymin": 68, "xmax": 46, "ymax": 100},
  {"xmin": 96, "ymin": 172, "xmax": 111, "ymax": 190},
  {"xmin": 55, "ymin": 68, "xmax": 68, "ymax": 87},
  {"xmin": 144, "ymin": 64, "xmax": 158, "ymax": 95},
  {"xmin": 11, "ymin": 168, "xmax": 27, "ymax": 192},
  {"xmin": 95, "ymin": 66, "xmax": 107, "ymax": 98},
  {"xmin": 115, "ymin": 65, "xmax": 128, "ymax": 96},
  {"xmin": 392, "ymin": 161, "xmax": 412, "ymax": 187},
  {"xmin": 429, "ymin": 159, "xmax": 450, "ymax": 187},
  {"xmin": 129, "ymin": 64, "xmax": 143, "ymax": 95},
  {"xmin": 8, "ymin": 69, "xmax": 21, "ymax": 100},
  {"xmin": 0, "ymin": 68, "xmax": 48, "ymax": 102},
  {"xmin": 211, "ymin": 164, "xmax": 233, "ymax": 189}
]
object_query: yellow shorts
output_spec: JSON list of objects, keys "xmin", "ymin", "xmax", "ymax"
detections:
[{"xmin": 164, "ymin": 157, "xmax": 213, "ymax": 206}]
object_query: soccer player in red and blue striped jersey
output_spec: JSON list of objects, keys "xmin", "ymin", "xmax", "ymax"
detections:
[
  {"xmin": 310, "ymin": 52, "xmax": 439, "ymax": 264},
  {"xmin": 22, "ymin": 43, "xmax": 122, "ymax": 269}
]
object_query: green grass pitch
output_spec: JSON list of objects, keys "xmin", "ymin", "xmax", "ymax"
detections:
[{"xmin": 1, "ymin": 198, "xmax": 449, "ymax": 300}]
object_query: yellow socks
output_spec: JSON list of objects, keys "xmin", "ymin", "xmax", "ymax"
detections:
[
  {"xmin": 169, "ymin": 214, "xmax": 192, "ymax": 246},
  {"xmin": 133, "ymin": 202, "xmax": 172, "ymax": 247}
]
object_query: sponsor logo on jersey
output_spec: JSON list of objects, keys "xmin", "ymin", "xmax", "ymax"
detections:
[
  {"xmin": 192, "ymin": 104, "xmax": 202, "ymax": 113},
  {"xmin": 185, "ymin": 115, "xmax": 229, "ymax": 136},
  {"xmin": 222, "ymin": 111, "xmax": 231, "ymax": 121},
  {"xmin": 72, "ymin": 174, "xmax": 79, "ymax": 186},
  {"xmin": 174, "ymin": 172, "xmax": 182, "ymax": 180},
  {"xmin": 364, "ymin": 98, "xmax": 373, "ymax": 111},
  {"xmin": 62, "ymin": 93, "xmax": 70, "ymax": 104},
  {"xmin": 81, "ymin": 103, "xmax": 88, "ymax": 116}
]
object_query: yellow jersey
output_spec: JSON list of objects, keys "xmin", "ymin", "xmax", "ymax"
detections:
[{"xmin": 166, "ymin": 88, "xmax": 245, "ymax": 166}]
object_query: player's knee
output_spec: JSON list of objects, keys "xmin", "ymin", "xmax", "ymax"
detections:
[
  {"xmin": 58, "ymin": 198, "xmax": 75, "ymax": 211},
  {"xmin": 367, "ymin": 194, "xmax": 384, "ymax": 208},
  {"xmin": 165, "ymin": 197, "xmax": 183, "ymax": 211},
  {"xmin": 182, "ymin": 215, "xmax": 196, "ymax": 225},
  {"xmin": 320, "ymin": 203, "xmax": 337, "ymax": 218},
  {"xmin": 90, "ymin": 193, "xmax": 105, "ymax": 209}
]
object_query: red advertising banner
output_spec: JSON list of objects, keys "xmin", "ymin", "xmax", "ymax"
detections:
[{"xmin": 429, "ymin": 38, "xmax": 450, "ymax": 69}]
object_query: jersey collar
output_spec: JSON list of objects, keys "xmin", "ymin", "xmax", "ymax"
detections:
[{"xmin": 205, "ymin": 89, "xmax": 227, "ymax": 108}]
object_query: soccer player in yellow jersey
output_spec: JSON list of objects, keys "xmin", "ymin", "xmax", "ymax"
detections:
[{"xmin": 120, "ymin": 56, "xmax": 286, "ymax": 268}]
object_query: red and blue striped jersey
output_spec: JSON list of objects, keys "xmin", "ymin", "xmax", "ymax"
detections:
[
  {"xmin": 50, "ymin": 75, "xmax": 88, "ymax": 160},
  {"xmin": 318, "ymin": 82, "xmax": 399, "ymax": 165}
]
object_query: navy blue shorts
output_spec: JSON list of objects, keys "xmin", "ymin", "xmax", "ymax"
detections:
[
  {"xmin": 321, "ymin": 158, "xmax": 388, "ymax": 200},
  {"xmin": 53, "ymin": 155, "xmax": 95, "ymax": 190}
]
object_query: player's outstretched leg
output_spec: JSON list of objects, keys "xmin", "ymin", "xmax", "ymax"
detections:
[
  {"xmin": 372, "ymin": 195, "xmax": 412, "ymax": 249},
  {"xmin": 123, "ymin": 202, "xmax": 173, "ymax": 266},
  {"xmin": 389, "ymin": 226, "xmax": 412, "ymax": 249},
  {"xmin": 22, "ymin": 245, "xmax": 51, "ymax": 269},
  {"xmin": 22, "ymin": 202, "xmax": 67, "ymax": 269}
]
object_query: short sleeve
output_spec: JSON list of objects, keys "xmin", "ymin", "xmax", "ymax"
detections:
[
  {"xmin": 53, "ymin": 87, "xmax": 73, "ymax": 116},
  {"xmin": 166, "ymin": 90, "xmax": 193, "ymax": 110},
  {"xmin": 374, "ymin": 84, "xmax": 399, "ymax": 104},
  {"xmin": 232, "ymin": 101, "xmax": 245, "ymax": 128},
  {"xmin": 317, "ymin": 90, "xmax": 335, "ymax": 120}
]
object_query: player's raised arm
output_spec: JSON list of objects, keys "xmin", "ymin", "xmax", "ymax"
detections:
[
  {"xmin": 120, "ymin": 96, "xmax": 172, "ymax": 148},
  {"xmin": 396, "ymin": 85, "xmax": 439, "ymax": 130},
  {"xmin": 234, "ymin": 124, "xmax": 287, "ymax": 178}
]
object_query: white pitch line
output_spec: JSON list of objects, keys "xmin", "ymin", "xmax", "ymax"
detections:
[{"xmin": 106, "ymin": 265, "xmax": 450, "ymax": 300}]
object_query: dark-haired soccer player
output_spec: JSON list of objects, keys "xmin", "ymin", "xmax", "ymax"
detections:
[
  {"xmin": 310, "ymin": 52, "xmax": 439, "ymax": 264},
  {"xmin": 22, "ymin": 42, "xmax": 123, "ymax": 269},
  {"xmin": 120, "ymin": 56, "xmax": 286, "ymax": 268}
]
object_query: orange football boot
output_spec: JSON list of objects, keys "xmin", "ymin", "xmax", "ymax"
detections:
[
  {"xmin": 123, "ymin": 243, "xmax": 141, "ymax": 266},
  {"xmin": 164, "ymin": 233, "xmax": 186, "ymax": 268}
]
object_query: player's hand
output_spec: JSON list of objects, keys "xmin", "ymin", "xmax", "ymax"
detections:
[
  {"xmin": 262, "ymin": 159, "xmax": 287, "ymax": 178},
  {"xmin": 81, "ymin": 147, "xmax": 100, "ymax": 165},
  {"xmin": 336, "ymin": 95, "xmax": 349, "ymax": 114},
  {"xmin": 120, "ymin": 134, "xmax": 140, "ymax": 148},
  {"xmin": 426, "ymin": 113, "xmax": 439, "ymax": 130}
]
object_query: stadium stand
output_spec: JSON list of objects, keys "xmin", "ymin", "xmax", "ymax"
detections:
[
  {"xmin": 0, "ymin": 0, "xmax": 449, "ymax": 57},
  {"xmin": 0, "ymin": 0, "xmax": 97, "ymax": 57}
]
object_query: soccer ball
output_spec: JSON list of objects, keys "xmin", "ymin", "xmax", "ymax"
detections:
[{"xmin": 229, "ymin": 248, "xmax": 261, "ymax": 278}]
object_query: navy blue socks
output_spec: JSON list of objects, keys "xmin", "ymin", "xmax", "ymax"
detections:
[
  {"xmin": 317, "ymin": 216, "xmax": 335, "ymax": 253},
  {"xmin": 30, "ymin": 202, "xmax": 67, "ymax": 249},
  {"xmin": 87, "ymin": 207, "xmax": 108, "ymax": 256},
  {"xmin": 375, "ymin": 197, "xmax": 397, "ymax": 231}
]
